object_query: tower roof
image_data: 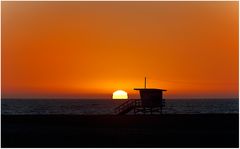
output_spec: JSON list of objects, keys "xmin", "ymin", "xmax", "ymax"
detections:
[{"xmin": 134, "ymin": 88, "xmax": 167, "ymax": 91}]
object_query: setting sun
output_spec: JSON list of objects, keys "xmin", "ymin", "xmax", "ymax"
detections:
[{"xmin": 112, "ymin": 90, "xmax": 128, "ymax": 99}]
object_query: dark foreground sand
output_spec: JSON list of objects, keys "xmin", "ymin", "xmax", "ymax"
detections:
[{"xmin": 1, "ymin": 114, "xmax": 239, "ymax": 148}]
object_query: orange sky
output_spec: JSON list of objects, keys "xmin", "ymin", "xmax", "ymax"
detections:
[{"xmin": 2, "ymin": 2, "xmax": 239, "ymax": 99}]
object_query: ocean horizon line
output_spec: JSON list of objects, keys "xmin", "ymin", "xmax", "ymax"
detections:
[{"xmin": 1, "ymin": 97, "xmax": 239, "ymax": 100}]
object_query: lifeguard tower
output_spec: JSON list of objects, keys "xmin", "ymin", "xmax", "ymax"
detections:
[{"xmin": 114, "ymin": 77, "xmax": 167, "ymax": 115}]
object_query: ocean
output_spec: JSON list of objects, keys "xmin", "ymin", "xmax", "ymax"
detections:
[{"xmin": 1, "ymin": 99, "xmax": 238, "ymax": 115}]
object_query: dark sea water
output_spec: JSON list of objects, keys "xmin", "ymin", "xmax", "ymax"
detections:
[{"xmin": 1, "ymin": 99, "xmax": 239, "ymax": 115}]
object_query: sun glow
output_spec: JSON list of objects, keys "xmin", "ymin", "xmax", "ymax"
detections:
[{"xmin": 112, "ymin": 90, "xmax": 128, "ymax": 99}]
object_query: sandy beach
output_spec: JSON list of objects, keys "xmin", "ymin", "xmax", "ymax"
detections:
[{"xmin": 1, "ymin": 114, "xmax": 238, "ymax": 147}]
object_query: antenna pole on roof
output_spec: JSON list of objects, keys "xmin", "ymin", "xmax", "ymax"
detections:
[{"xmin": 144, "ymin": 77, "xmax": 147, "ymax": 88}]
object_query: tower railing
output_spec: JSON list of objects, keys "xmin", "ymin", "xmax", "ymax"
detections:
[
  {"xmin": 114, "ymin": 99, "xmax": 165, "ymax": 115},
  {"xmin": 114, "ymin": 99, "xmax": 141, "ymax": 115}
]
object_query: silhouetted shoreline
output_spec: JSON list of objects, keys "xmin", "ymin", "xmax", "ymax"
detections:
[{"xmin": 1, "ymin": 114, "xmax": 239, "ymax": 147}]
